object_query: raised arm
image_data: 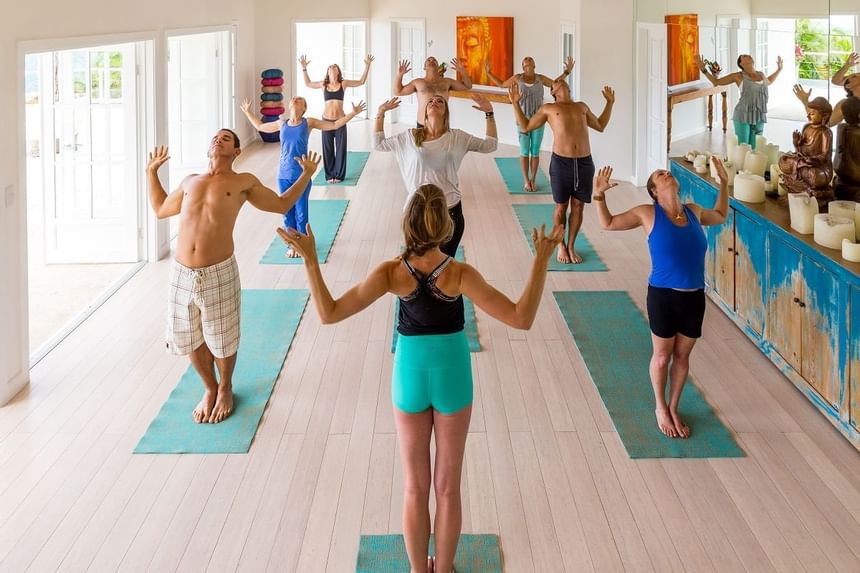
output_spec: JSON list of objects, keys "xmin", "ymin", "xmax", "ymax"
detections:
[
  {"xmin": 585, "ymin": 86, "xmax": 615, "ymax": 132},
  {"xmin": 459, "ymin": 225, "xmax": 563, "ymax": 329},
  {"xmin": 687, "ymin": 156, "xmax": 729, "ymax": 226},
  {"xmin": 240, "ymin": 98, "xmax": 282, "ymax": 133},
  {"xmin": 449, "ymin": 58, "xmax": 473, "ymax": 90},
  {"xmin": 279, "ymin": 226, "xmax": 392, "ymax": 323},
  {"xmin": 343, "ymin": 54, "xmax": 374, "ymax": 88},
  {"xmin": 246, "ymin": 152, "xmax": 321, "ymax": 214},
  {"xmin": 541, "ymin": 56, "xmax": 574, "ymax": 87},
  {"xmin": 394, "ymin": 60, "xmax": 417, "ymax": 96},
  {"xmin": 696, "ymin": 56, "xmax": 740, "ymax": 86},
  {"xmin": 471, "ymin": 94, "xmax": 498, "ymax": 141},
  {"xmin": 484, "ymin": 62, "xmax": 515, "ymax": 88},
  {"xmin": 146, "ymin": 145, "xmax": 184, "ymax": 218},
  {"xmin": 308, "ymin": 101, "xmax": 367, "ymax": 131},
  {"xmin": 592, "ymin": 166, "xmax": 648, "ymax": 231},
  {"xmin": 832, "ymin": 52, "xmax": 858, "ymax": 86},
  {"xmin": 508, "ymin": 84, "xmax": 548, "ymax": 132},
  {"xmin": 767, "ymin": 56, "xmax": 784, "ymax": 84},
  {"xmin": 299, "ymin": 55, "xmax": 324, "ymax": 89},
  {"xmin": 373, "ymin": 98, "xmax": 402, "ymax": 152}
]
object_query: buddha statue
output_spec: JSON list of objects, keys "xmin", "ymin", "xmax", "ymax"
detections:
[
  {"xmin": 834, "ymin": 96, "xmax": 860, "ymax": 202},
  {"xmin": 779, "ymin": 96, "xmax": 835, "ymax": 210}
]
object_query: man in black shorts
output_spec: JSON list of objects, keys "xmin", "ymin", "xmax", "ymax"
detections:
[{"xmin": 510, "ymin": 79, "xmax": 614, "ymax": 263}]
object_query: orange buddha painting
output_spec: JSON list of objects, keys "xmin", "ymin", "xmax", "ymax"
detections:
[
  {"xmin": 456, "ymin": 16, "xmax": 514, "ymax": 85},
  {"xmin": 665, "ymin": 14, "xmax": 700, "ymax": 86}
]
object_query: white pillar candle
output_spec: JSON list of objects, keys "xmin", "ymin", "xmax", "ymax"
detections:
[
  {"xmin": 828, "ymin": 201, "xmax": 860, "ymax": 241},
  {"xmin": 733, "ymin": 173, "xmax": 766, "ymax": 203},
  {"xmin": 789, "ymin": 193, "xmax": 819, "ymax": 234},
  {"xmin": 731, "ymin": 143, "xmax": 751, "ymax": 174},
  {"xmin": 726, "ymin": 135, "xmax": 738, "ymax": 165},
  {"xmin": 843, "ymin": 239, "xmax": 860, "ymax": 262},
  {"xmin": 755, "ymin": 135, "xmax": 767, "ymax": 150},
  {"xmin": 765, "ymin": 144, "xmax": 781, "ymax": 168},
  {"xmin": 814, "ymin": 214, "xmax": 855, "ymax": 249},
  {"xmin": 743, "ymin": 150, "xmax": 768, "ymax": 177}
]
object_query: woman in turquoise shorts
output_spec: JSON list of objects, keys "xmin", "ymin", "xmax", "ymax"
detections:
[
  {"xmin": 278, "ymin": 184, "xmax": 562, "ymax": 573},
  {"xmin": 486, "ymin": 56, "xmax": 574, "ymax": 191}
]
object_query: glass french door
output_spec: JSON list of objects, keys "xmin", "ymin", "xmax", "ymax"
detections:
[
  {"xmin": 40, "ymin": 43, "xmax": 139, "ymax": 264},
  {"xmin": 393, "ymin": 20, "xmax": 425, "ymax": 124}
]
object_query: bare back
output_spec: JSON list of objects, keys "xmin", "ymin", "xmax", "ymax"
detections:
[
  {"xmin": 175, "ymin": 172, "xmax": 256, "ymax": 268},
  {"xmin": 544, "ymin": 101, "xmax": 593, "ymax": 157}
]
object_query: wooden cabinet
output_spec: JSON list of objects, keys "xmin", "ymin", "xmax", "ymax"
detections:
[
  {"xmin": 734, "ymin": 212, "xmax": 766, "ymax": 336},
  {"xmin": 671, "ymin": 159, "xmax": 860, "ymax": 449}
]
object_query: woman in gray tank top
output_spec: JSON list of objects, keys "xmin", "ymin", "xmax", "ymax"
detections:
[
  {"xmin": 486, "ymin": 56, "xmax": 573, "ymax": 191},
  {"xmin": 697, "ymin": 53, "xmax": 783, "ymax": 150}
]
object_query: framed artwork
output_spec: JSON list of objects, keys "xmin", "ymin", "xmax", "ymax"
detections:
[
  {"xmin": 665, "ymin": 14, "xmax": 700, "ymax": 86},
  {"xmin": 456, "ymin": 16, "xmax": 514, "ymax": 85}
]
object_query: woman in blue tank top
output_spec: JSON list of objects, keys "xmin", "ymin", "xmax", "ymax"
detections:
[
  {"xmin": 278, "ymin": 184, "xmax": 563, "ymax": 573},
  {"xmin": 299, "ymin": 54, "xmax": 374, "ymax": 183},
  {"xmin": 591, "ymin": 158, "xmax": 729, "ymax": 439},
  {"xmin": 485, "ymin": 56, "xmax": 574, "ymax": 191},
  {"xmin": 240, "ymin": 96, "xmax": 366, "ymax": 256}
]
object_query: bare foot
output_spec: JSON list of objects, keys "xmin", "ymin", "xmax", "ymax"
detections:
[
  {"xmin": 530, "ymin": 178, "xmax": 537, "ymax": 192},
  {"xmin": 656, "ymin": 407, "xmax": 678, "ymax": 438},
  {"xmin": 568, "ymin": 247, "xmax": 584, "ymax": 264},
  {"xmin": 208, "ymin": 387, "xmax": 234, "ymax": 423},
  {"xmin": 286, "ymin": 248, "xmax": 301, "ymax": 259},
  {"xmin": 670, "ymin": 410, "xmax": 690, "ymax": 438},
  {"xmin": 193, "ymin": 389, "xmax": 216, "ymax": 424},
  {"xmin": 557, "ymin": 244, "xmax": 572, "ymax": 264}
]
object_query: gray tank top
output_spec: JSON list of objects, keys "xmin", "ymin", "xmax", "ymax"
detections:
[
  {"xmin": 733, "ymin": 73, "xmax": 769, "ymax": 125},
  {"xmin": 517, "ymin": 77, "xmax": 545, "ymax": 119}
]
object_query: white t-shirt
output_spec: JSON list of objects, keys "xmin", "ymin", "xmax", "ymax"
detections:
[{"xmin": 374, "ymin": 129, "xmax": 498, "ymax": 208}]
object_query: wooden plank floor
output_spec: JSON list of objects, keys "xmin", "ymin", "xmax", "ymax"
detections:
[{"xmin": 2, "ymin": 120, "xmax": 859, "ymax": 572}]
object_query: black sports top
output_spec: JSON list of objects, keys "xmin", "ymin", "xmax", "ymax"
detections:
[
  {"xmin": 397, "ymin": 256, "xmax": 465, "ymax": 336},
  {"xmin": 323, "ymin": 85, "xmax": 345, "ymax": 101}
]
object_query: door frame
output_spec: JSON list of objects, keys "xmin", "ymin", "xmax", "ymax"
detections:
[
  {"xmin": 17, "ymin": 30, "xmax": 155, "ymax": 365},
  {"xmin": 390, "ymin": 17, "xmax": 427, "ymax": 124},
  {"xmin": 559, "ymin": 20, "xmax": 579, "ymax": 99},
  {"xmin": 634, "ymin": 22, "xmax": 668, "ymax": 187}
]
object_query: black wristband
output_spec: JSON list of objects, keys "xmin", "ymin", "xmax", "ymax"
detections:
[{"xmin": 485, "ymin": 111, "xmax": 495, "ymax": 119}]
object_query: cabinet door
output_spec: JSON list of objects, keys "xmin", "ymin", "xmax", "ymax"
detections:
[
  {"xmin": 712, "ymin": 208, "xmax": 735, "ymax": 309},
  {"xmin": 851, "ymin": 287, "xmax": 860, "ymax": 430},
  {"xmin": 688, "ymin": 180, "xmax": 717, "ymax": 286},
  {"xmin": 800, "ymin": 259, "xmax": 841, "ymax": 407},
  {"xmin": 767, "ymin": 236, "xmax": 802, "ymax": 372},
  {"xmin": 734, "ymin": 212, "xmax": 766, "ymax": 336}
]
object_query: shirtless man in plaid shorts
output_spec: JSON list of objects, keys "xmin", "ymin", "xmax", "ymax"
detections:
[{"xmin": 147, "ymin": 129, "xmax": 320, "ymax": 423}]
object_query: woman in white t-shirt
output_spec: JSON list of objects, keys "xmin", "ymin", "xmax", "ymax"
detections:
[{"xmin": 374, "ymin": 95, "xmax": 498, "ymax": 256}]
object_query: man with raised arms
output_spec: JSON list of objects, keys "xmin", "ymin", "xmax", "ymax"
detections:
[{"xmin": 394, "ymin": 56, "xmax": 473, "ymax": 126}]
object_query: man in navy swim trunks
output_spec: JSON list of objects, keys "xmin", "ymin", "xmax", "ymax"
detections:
[{"xmin": 510, "ymin": 79, "xmax": 615, "ymax": 263}]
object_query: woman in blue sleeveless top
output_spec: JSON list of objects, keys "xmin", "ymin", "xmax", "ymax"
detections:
[
  {"xmin": 697, "ymin": 54, "xmax": 784, "ymax": 149},
  {"xmin": 299, "ymin": 54, "xmax": 374, "ymax": 183},
  {"xmin": 278, "ymin": 184, "xmax": 562, "ymax": 573},
  {"xmin": 240, "ymin": 96, "xmax": 366, "ymax": 256},
  {"xmin": 591, "ymin": 158, "xmax": 729, "ymax": 439}
]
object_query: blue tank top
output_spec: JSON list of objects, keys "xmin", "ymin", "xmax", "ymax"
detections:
[
  {"xmin": 398, "ymin": 257, "xmax": 465, "ymax": 336},
  {"xmin": 278, "ymin": 118, "xmax": 309, "ymax": 179},
  {"xmin": 647, "ymin": 204, "xmax": 707, "ymax": 289}
]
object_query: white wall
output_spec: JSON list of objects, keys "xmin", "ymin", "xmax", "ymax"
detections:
[{"xmin": 0, "ymin": 1, "xmax": 257, "ymax": 405}]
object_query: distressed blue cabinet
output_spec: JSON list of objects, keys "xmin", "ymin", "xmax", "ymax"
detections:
[{"xmin": 671, "ymin": 159, "xmax": 860, "ymax": 447}]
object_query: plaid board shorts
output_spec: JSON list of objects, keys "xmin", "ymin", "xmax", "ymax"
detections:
[{"xmin": 165, "ymin": 255, "xmax": 241, "ymax": 359}]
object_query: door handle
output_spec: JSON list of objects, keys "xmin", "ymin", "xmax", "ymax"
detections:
[
  {"xmin": 793, "ymin": 297, "xmax": 800, "ymax": 303},
  {"xmin": 798, "ymin": 301, "xmax": 806, "ymax": 308}
]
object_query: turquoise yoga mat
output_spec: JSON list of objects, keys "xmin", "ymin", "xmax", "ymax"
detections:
[
  {"xmin": 260, "ymin": 199, "xmax": 348, "ymax": 265},
  {"xmin": 313, "ymin": 151, "xmax": 371, "ymax": 186},
  {"xmin": 494, "ymin": 157, "xmax": 551, "ymax": 194},
  {"xmin": 511, "ymin": 203, "xmax": 607, "ymax": 272},
  {"xmin": 356, "ymin": 534, "xmax": 501, "ymax": 573},
  {"xmin": 391, "ymin": 246, "xmax": 480, "ymax": 353},
  {"xmin": 134, "ymin": 289, "xmax": 309, "ymax": 454},
  {"xmin": 553, "ymin": 290, "xmax": 744, "ymax": 459}
]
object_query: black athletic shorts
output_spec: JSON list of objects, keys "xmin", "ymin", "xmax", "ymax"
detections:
[
  {"xmin": 549, "ymin": 153, "xmax": 595, "ymax": 204},
  {"xmin": 646, "ymin": 285, "xmax": 706, "ymax": 339}
]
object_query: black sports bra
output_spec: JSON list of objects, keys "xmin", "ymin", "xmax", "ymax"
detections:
[
  {"xmin": 323, "ymin": 85, "xmax": 344, "ymax": 101},
  {"xmin": 397, "ymin": 256, "xmax": 464, "ymax": 336}
]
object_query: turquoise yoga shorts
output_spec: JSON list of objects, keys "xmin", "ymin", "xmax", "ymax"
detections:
[
  {"xmin": 392, "ymin": 330, "xmax": 473, "ymax": 415},
  {"xmin": 518, "ymin": 125, "xmax": 545, "ymax": 157}
]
